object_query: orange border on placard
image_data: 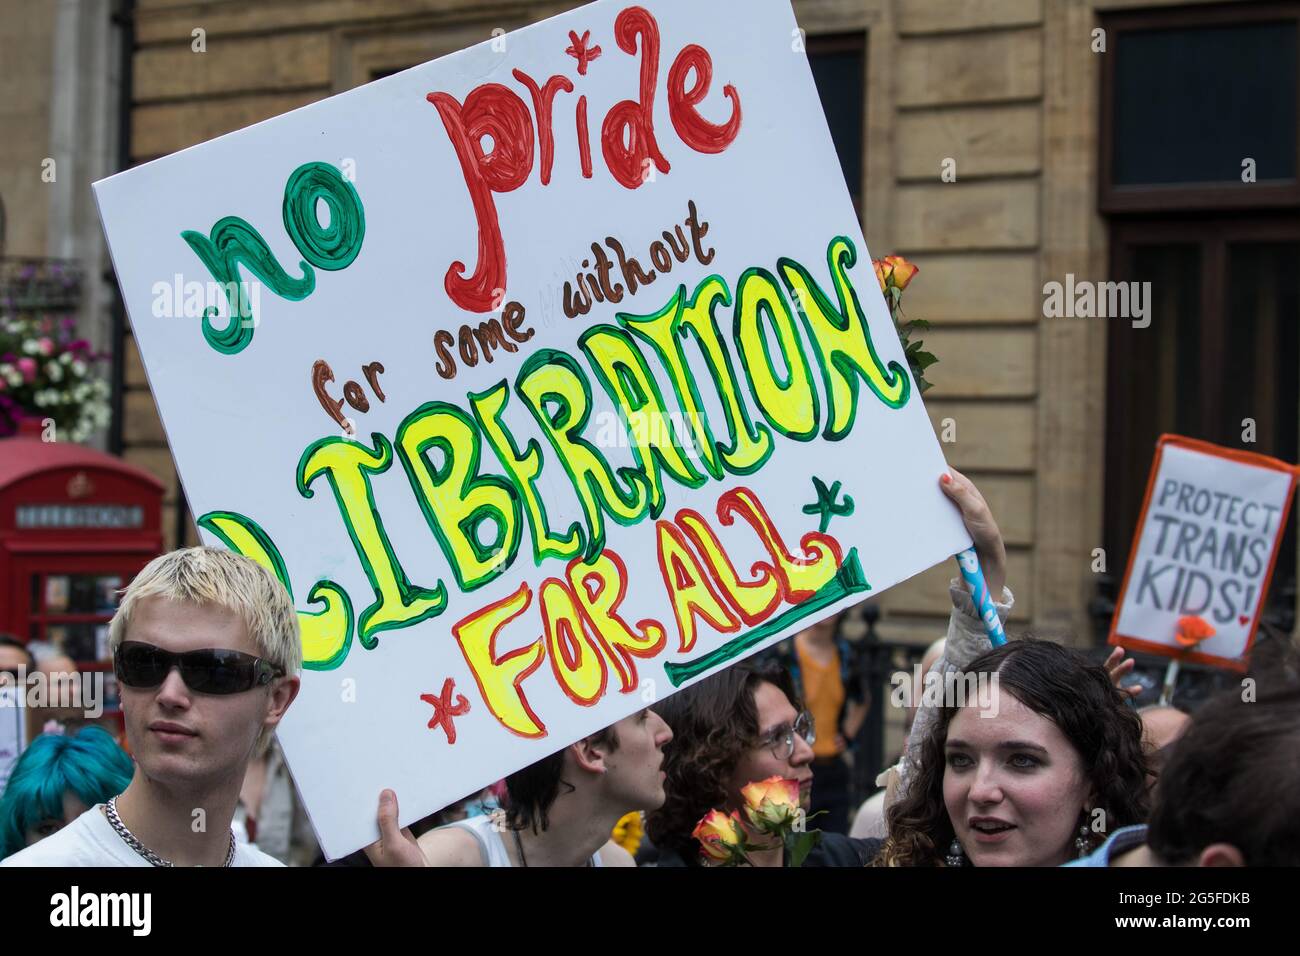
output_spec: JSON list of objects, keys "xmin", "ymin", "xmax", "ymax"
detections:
[{"xmin": 1107, "ymin": 434, "xmax": 1299, "ymax": 673}]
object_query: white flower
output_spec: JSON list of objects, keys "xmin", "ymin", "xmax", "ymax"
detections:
[
  {"xmin": 59, "ymin": 353, "xmax": 73, "ymax": 366},
  {"xmin": 22, "ymin": 340, "xmax": 39, "ymax": 355},
  {"xmin": 47, "ymin": 363, "xmax": 63, "ymax": 383},
  {"xmin": 71, "ymin": 360, "xmax": 86, "ymax": 376}
]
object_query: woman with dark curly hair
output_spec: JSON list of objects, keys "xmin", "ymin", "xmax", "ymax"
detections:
[
  {"xmin": 864, "ymin": 469, "xmax": 1149, "ymax": 866},
  {"xmin": 646, "ymin": 659, "xmax": 879, "ymax": 866},
  {"xmin": 874, "ymin": 639, "xmax": 1150, "ymax": 867}
]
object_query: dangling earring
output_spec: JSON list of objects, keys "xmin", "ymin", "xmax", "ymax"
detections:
[
  {"xmin": 945, "ymin": 838, "xmax": 966, "ymax": 867},
  {"xmin": 1075, "ymin": 821, "xmax": 1092, "ymax": 858}
]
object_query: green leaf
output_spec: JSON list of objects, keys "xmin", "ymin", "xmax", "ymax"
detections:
[
  {"xmin": 913, "ymin": 350, "xmax": 939, "ymax": 370},
  {"xmin": 788, "ymin": 831, "xmax": 823, "ymax": 868}
]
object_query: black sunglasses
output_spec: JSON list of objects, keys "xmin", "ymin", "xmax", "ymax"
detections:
[{"xmin": 114, "ymin": 641, "xmax": 284, "ymax": 695}]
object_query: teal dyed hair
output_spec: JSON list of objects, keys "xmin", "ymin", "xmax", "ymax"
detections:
[{"xmin": 0, "ymin": 727, "xmax": 134, "ymax": 859}]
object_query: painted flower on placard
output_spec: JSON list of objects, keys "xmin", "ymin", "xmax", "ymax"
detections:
[
  {"xmin": 692, "ymin": 808, "xmax": 750, "ymax": 866},
  {"xmin": 1175, "ymin": 615, "xmax": 1216, "ymax": 648},
  {"xmin": 740, "ymin": 776, "xmax": 801, "ymax": 835}
]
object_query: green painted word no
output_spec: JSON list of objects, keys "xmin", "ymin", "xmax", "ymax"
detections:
[{"xmin": 181, "ymin": 161, "xmax": 365, "ymax": 355}]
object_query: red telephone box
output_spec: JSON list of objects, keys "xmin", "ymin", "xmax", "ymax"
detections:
[{"xmin": 0, "ymin": 423, "xmax": 164, "ymax": 718}]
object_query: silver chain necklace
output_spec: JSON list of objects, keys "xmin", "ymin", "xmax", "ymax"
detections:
[
  {"xmin": 106, "ymin": 796, "xmax": 236, "ymax": 868},
  {"xmin": 511, "ymin": 826, "xmax": 593, "ymax": 867}
]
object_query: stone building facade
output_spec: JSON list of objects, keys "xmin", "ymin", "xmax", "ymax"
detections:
[{"xmin": 6, "ymin": 0, "xmax": 1295, "ymax": 654}]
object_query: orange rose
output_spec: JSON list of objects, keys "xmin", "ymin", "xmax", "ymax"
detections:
[
  {"xmin": 872, "ymin": 258, "xmax": 892, "ymax": 292},
  {"xmin": 883, "ymin": 255, "xmax": 919, "ymax": 291},
  {"xmin": 1176, "ymin": 615, "xmax": 1215, "ymax": 648},
  {"xmin": 740, "ymin": 776, "xmax": 801, "ymax": 834},
  {"xmin": 692, "ymin": 808, "xmax": 748, "ymax": 864}
]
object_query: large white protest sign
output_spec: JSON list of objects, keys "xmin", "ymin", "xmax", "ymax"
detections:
[
  {"xmin": 1110, "ymin": 435, "xmax": 1297, "ymax": 671},
  {"xmin": 94, "ymin": 0, "xmax": 971, "ymax": 858}
]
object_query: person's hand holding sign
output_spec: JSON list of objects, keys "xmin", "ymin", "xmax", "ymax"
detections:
[
  {"xmin": 940, "ymin": 467, "xmax": 1006, "ymax": 599},
  {"xmin": 364, "ymin": 789, "xmax": 427, "ymax": 867}
]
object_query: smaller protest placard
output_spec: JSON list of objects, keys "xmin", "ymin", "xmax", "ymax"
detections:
[{"xmin": 1110, "ymin": 435, "xmax": 1297, "ymax": 671}]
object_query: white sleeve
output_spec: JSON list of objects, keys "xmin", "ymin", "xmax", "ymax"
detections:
[{"xmin": 894, "ymin": 580, "xmax": 1014, "ymax": 801}]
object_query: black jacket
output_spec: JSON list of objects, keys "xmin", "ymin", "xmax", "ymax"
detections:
[{"xmin": 650, "ymin": 833, "xmax": 882, "ymax": 867}]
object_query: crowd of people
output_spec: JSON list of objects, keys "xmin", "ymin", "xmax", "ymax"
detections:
[{"xmin": 1, "ymin": 470, "xmax": 1296, "ymax": 868}]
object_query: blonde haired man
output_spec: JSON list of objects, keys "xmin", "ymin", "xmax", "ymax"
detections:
[{"xmin": 2, "ymin": 548, "xmax": 301, "ymax": 867}]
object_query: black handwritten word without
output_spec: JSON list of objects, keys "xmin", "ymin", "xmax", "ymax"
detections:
[{"xmin": 562, "ymin": 199, "xmax": 715, "ymax": 318}]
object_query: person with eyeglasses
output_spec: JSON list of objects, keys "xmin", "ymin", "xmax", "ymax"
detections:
[
  {"xmin": 759, "ymin": 610, "xmax": 869, "ymax": 835},
  {"xmin": 646, "ymin": 659, "xmax": 881, "ymax": 866},
  {"xmin": 1, "ymin": 548, "xmax": 301, "ymax": 867}
]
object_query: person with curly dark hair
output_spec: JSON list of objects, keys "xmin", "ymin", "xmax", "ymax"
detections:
[
  {"xmin": 646, "ymin": 659, "xmax": 880, "ymax": 866},
  {"xmin": 874, "ymin": 639, "xmax": 1150, "ymax": 867},
  {"xmin": 860, "ymin": 469, "xmax": 1149, "ymax": 866}
]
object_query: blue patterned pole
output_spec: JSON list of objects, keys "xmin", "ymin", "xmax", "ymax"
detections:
[{"xmin": 955, "ymin": 548, "xmax": 1007, "ymax": 646}]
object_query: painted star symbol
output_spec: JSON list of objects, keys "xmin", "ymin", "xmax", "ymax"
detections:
[
  {"xmin": 802, "ymin": 476, "xmax": 855, "ymax": 533},
  {"xmin": 565, "ymin": 30, "xmax": 601, "ymax": 75},
  {"xmin": 421, "ymin": 677, "xmax": 470, "ymax": 745}
]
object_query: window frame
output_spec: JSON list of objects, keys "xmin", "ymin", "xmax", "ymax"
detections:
[
  {"xmin": 1098, "ymin": 1, "xmax": 1300, "ymax": 214},
  {"xmin": 1104, "ymin": 213, "xmax": 1300, "ymax": 586},
  {"xmin": 804, "ymin": 30, "xmax": 867, "ymax": 219}
]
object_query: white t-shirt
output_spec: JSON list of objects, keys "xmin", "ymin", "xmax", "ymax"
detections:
[
  {"xmin": 0, "ymin": 805, "xmax": 283, "ymax": 867},
  {"xmin": 444, "ymin": 814, "xmax": 604, "ymax": 867}
]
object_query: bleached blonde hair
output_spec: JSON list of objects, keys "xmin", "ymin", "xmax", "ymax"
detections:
[{"xmin": 109, "ymin": 547, "xmax": 301, "ymax": 676}]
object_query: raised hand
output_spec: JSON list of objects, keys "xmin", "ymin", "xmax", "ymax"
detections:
[
  {"xmin": 940, "ymin": 467, "xmax": 1007, "ymax": 599},
  {"xmin": 1104, "ymin": 646, "xmax": 1143, "ymax": 699}
]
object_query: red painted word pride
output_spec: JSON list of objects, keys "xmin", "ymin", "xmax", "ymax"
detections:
[{"xmin": 428, "ymin": 4, "xmax": 743, "ymax": 313}]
